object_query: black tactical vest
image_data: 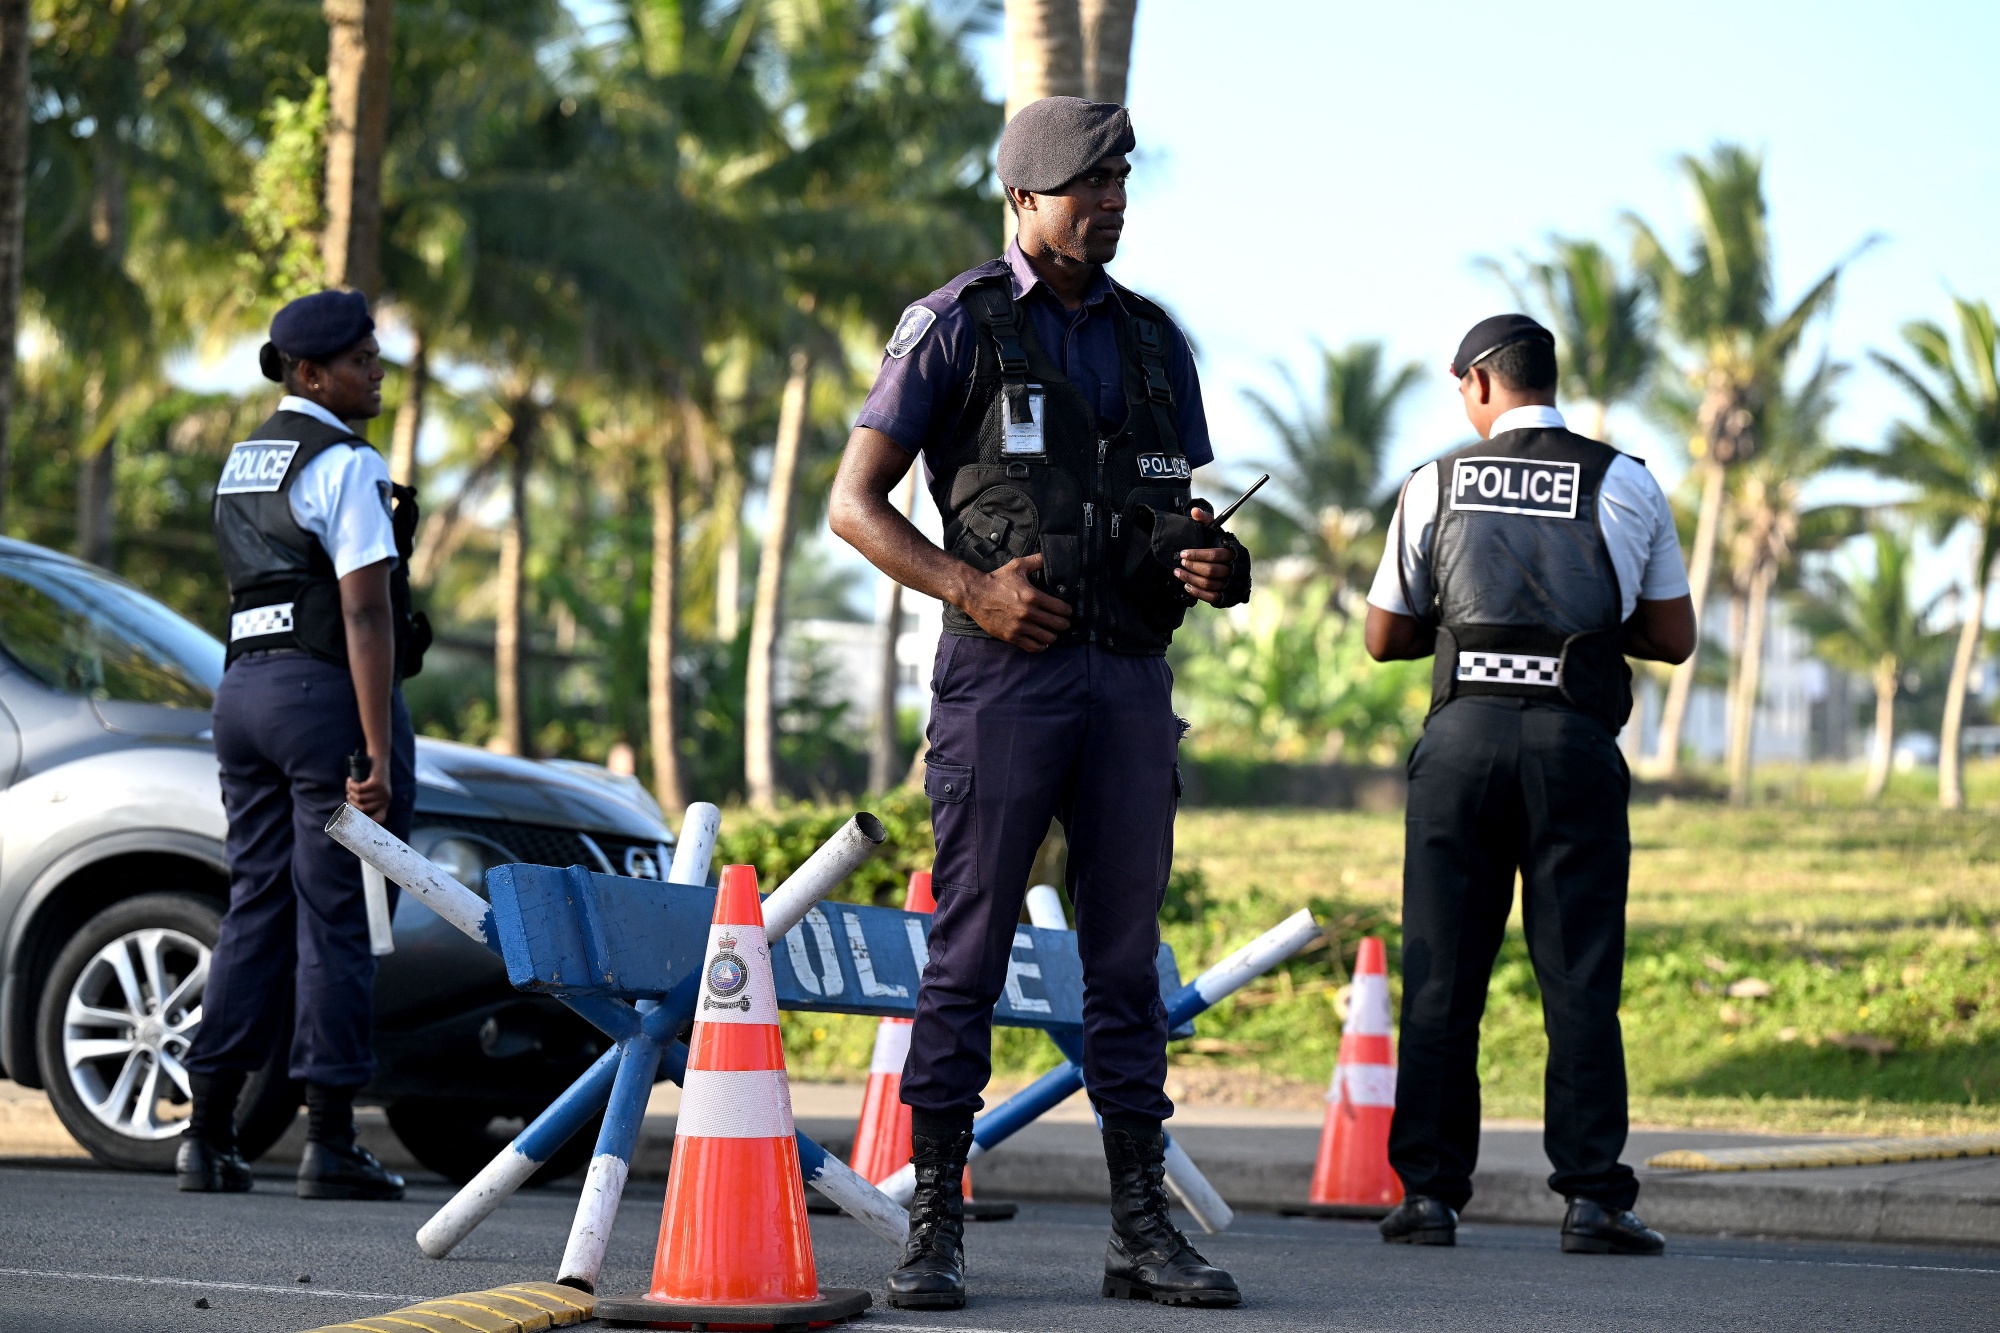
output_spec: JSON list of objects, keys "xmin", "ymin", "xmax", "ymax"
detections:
[
  {"xmin": 212, "ymin": 409, "xmax": 428, "ymax": 677},
  {"xmin": 1402, "ymin": 426, "xmax": 1632, "ymax": 729},
  {"xmin": 925, "ymin": 261, "xmax": 1195, "ymax": 656}
]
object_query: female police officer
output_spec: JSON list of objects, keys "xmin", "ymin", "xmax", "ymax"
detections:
[{"xmin": 177, "ymin": 290, "xmax": 425, "ymax": 1198}]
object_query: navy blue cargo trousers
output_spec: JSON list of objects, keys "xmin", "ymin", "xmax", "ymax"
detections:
[
  {"xmin": 187, "ymin": 652, "xmax": 416, "ymax": 1088},
  {"xmin": 902, "ymin": 634, "xmax": 1180, "ymax": 1125}
]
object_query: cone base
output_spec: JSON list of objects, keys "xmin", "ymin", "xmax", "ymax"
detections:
[
  {"xmin": 597, "ymin": 1287, "xmax": 870, "ymax": 1330},
  {"xmin": 1277, "ymin": 1202, "xmax": 1395, "ymax": 1220}
]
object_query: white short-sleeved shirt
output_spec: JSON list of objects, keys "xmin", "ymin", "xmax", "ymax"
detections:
[
  {"xmin": 1365, "ymin": 405, "xmax": 1690, "ymax": 623},
  {"xmin": 277, "ymin": 396, "xmax": 398, "ymax": 578}
]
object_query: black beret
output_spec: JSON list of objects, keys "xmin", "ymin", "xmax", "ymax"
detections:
[
  {"xmin": 268, "ymin": 289, "xmax": 374, "ymax": 365},
  {"xmin": 1452, "ymin": 314, "xmax": 1554, "ymax": 379},
  {"xmin": 997, "ymin": 96, "xmax": 1135, "ymax": 193}
]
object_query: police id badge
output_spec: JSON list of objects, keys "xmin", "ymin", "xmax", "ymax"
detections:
[
  {"xmin": 1137, "ymin": 454, "xmax": 1191, "ymax": 481},
  {"xmin": 217, "ymin": 440, "xmax": 303, "ymax": 495},
  {"xmin": 1002, "ymin": 386, "xmax": 1047, "ymax": 456},
  {"xmin": 1448, "ymin": 456, "xmax": 1580, "ymax": 518}
]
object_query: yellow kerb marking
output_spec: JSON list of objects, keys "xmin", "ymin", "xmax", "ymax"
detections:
[{"xmin": 1647, "ymin": 1131, "xmax": 2000, "ymax": 1173}]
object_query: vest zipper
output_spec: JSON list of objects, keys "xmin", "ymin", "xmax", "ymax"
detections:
[
  {"xmin": 1093, "ymin": 439, "xmax": 1111, "ymax": 644},
  {"xmin": 1082, "ymin": 502, "xmax": 1098, "ymax": 643}
]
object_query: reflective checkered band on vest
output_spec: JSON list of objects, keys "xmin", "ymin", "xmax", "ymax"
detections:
[
  {"xmin": 1457, "ymin": 651, "xmax": 1561, "ymax": 685},
  {"xmin": 230, "ymin": 602, "xmax": 295, "ymax": 641}
]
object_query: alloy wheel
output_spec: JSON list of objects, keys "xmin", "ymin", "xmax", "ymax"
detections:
[{"xmin": 61, "ymin": 926, "xmax": 207, "ymax": 1141}]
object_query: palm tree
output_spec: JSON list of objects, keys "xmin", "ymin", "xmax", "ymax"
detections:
[
  {"xmin": 1006, "ymin": 0, "xmax": 1083, "ymax": 117},
  {"xmin": 744, "ymin": 348, "xmax": 812, "ymax": 811},
  {"xmin": 1486, "ymin": 237, "xmax": 1653, "ymax": 442},
  {"xmin": 0, "ymin": 0, "xmax": 27, "ymax": 529},
  {"xmin": 1854, "ymin": 298, "xmax": 2000, "ymax": 810},
  {"xmin": 1080, "ymin": 0, "xmax": 1137, "ymax": 103},
  {"xmin": 1795, "ymin": 525, "xmax": 1940, "ymax": 802},
  {"xmin": 1715, "ymin": 358, "xmax": 1855, "ymax": 804},
  {"xmin": 321, "ymin": 0, "xmax": 394, "ymax": 296},
  {"xmin": 1242, "ymin": 341, "xmax": 1421, "ymax": 600},
  {"xmin": 1630, "ymin": 145, "xmax": 1852, "ymax": 777}
]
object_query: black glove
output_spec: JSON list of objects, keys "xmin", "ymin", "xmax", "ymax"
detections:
[{"xmin": 1135, "ymin": 501, "xmax": 1252, "ymax": 608}]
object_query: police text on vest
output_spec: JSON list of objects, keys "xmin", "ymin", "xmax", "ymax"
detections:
[
  {"xmin": 216, "ymin": 440, "xmax": 303, "ymax": 495},
  {"xmin": 1448, "ymin": 457, "xmax": 1580, "ymax": 519}
]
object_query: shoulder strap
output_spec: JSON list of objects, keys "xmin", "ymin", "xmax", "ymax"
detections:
[
  {"xmin": 1109, "ymin": 283, "xmax": 1183, "ymax": 452},
  {"xmin": 967, "ymin": 285, "xmax": 1036, "ymax": 430}
]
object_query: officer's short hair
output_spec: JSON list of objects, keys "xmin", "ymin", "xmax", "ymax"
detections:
[{"xmin": 1483, "ymin": 338, "xmax": 1558, "ymax": 392}]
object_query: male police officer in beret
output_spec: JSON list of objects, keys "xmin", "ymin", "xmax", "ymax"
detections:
[
  {"xmin": 830, "ymin": 96, "xmax": 1249, "ymax": 1309},
  {"xmin": 177, "ymin": 290, "xmax": 428, "ymax": 1199},
  {"xmin": 1364, "ymin": 315, "xmax": 1695, "ymax": 1254}
]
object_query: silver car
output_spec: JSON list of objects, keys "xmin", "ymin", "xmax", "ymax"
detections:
[{"xmin": 0, "ymin": 538, "xmax": 676, "ymax": 1182}]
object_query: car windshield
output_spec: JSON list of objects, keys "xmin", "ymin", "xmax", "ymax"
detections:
[{"xmin": 0, "ymin": 554, "xmax": 223, "ymax": 709}]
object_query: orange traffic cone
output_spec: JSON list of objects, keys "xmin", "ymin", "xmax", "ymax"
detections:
[
  {"xmin": 596, "ymin": 865, "xmax": 869, "ymax": 1329},
  {"xmin": 841, "ymin": 871, "xmax": 1017, "ymax": 1221},
  {"xmin": 1292, "ymin": 937, "xmax": 1403, "ymax": 1218}
]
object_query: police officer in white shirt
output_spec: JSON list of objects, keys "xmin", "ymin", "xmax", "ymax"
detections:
[
  {"xmin": 1365, "ymin": 314, "xmax": 1694, "ymax": 1255},
  {"xmin": 179, "ymin": 290, "xmax": 427, "ymax": 1200}
]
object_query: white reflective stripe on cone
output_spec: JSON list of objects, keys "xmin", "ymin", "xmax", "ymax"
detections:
[
  {"xmin": 869, "ymin": 1019, "xmax": 912, "ymax": 1075},
  {"xmin": 697, "ymin": 924, "xmax": 781, "ymax": 1026},
  {"xmin": 676, "ymin": 1068, "xmax": 797, "ymax": 1138},
  {"xmin": 1347, "ymin": 972, "xmax": 1393, "ymax": 1036},
  {"xmin": 1334, "ymin": 1062, "xmax": 1396, "ymax": 1108}
]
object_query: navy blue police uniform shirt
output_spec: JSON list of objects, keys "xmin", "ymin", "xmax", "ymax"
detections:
[{"xmin": 856, "ymin": 241, "xmax": 1213, "ymax": 475}]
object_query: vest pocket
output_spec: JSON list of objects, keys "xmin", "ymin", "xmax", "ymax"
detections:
[
  {"xmin": 1116, "ymin": 487, "xmax": 1196, "ymax": 632},
  {"xmin": 949, "ymin": 485, "xmax": 1041, "ymax": 574}
]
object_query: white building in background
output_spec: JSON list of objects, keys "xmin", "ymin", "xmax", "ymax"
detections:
[
  {"xmin": 782, "ymin": 594, "xmax": 943, "ymax": 733},
  {"xmin": 1623, "ymin": 595, "xmax": 1861, "ymax": 767}
]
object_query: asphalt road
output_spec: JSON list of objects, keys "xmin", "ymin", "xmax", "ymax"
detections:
[{"xmin": 2, "ymin": 1161, "xmax": 1997, "ymax": 1332}]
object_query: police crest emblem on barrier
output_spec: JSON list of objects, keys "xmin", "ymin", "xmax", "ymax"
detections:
[{"xmin": 704, "ymin": 934, "xmax": 753, "ymax": 1011}]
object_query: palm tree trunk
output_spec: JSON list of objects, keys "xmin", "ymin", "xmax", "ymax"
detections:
[
  {"xmin": 1649, "ymin": 459, "xmax": 1725, "ymax": 776},
  {"xmin": 0, "ymin": 0, "xmax": 29, "ymax": 532},
  {"xmin": 1080, "ymin": 0, "xmax": 1138, "ymax": 104},
  {"xmin": 388, "ymin": 330, "xmax": 427, "ymax": 489},
  {"xmin": 1005, "ymin": 0, "xmax": 1085, "ymax": 118},
  {"xmin": 1938, "ymin": 546, "xmax": 1993, "ymax": 810},
  {"xmin": 1726, "ymin": 557, "xmax": 1774, "ymax": 805},
  {"xmin": 493, "ymin": 401, "xmax": 534, "ymax": 756},
  {"xmin": 714, "ymin": 466, "xmax": 742, "ymax": 642},
  {"xmin": 76, "ymin": 371, "xmax": 115, "ymax": 568},
  {"xmin": 869, "ymin": 469, "xmax": 920, "ymax": 793},
  {"xmin": 744, "ymin": 350, "xmax": 811, "ymax": 811},
  {"xmin": 648, "ymin": 431, "xmax": 685, "ymax": 812},
  {"xmin": 321, "ymin": 0, "xmax": 394, "ymax": 296},
  {"xmin": 1864, "ymin": 654, "xmax": 1897, "ymax": 803}
]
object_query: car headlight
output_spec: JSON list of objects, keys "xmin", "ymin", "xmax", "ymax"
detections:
[{"xmin": 421, "ymin": 834, "xmax": 513, "ymax": 897}]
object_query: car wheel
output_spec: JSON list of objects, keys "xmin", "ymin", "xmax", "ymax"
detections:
[
  {"xmin": 387, "ymin": 1096, "xmax": 600, "ymax": 1186},
  {"xmin": 35, "ymin": 893, "xmax": 299, "ymax": 1171}
]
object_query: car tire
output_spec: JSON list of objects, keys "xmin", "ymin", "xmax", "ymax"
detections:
[
  {"xmin": 387, "ymin": 1096, "xmax": 600, "ymax": 1186},
  {"xmin": 36, "ymin": 892, "xmax": 299, "ymax": 1171}
]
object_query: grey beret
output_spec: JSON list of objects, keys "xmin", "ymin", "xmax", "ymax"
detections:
[{"xmin": 997, "ymin": 96, "xmax": 1135, "ymax": 193}]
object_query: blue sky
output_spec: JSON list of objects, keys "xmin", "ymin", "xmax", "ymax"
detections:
[{"xmin": 958, "ymin": 0, "xmax": 1999, "ymax": 591}]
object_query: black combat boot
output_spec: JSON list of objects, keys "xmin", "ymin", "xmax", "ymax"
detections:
[
  {"xmin": 1101, "ymin": 1122, "xmax": 1241, "ymax": 1307},
  {"xmin": 887, "ymin": 1119, "xmax": 973, "ymax": 1309},
  {"xmin": 177, "ymin": 1071, "xmax": 252, "ymax": 1193},
  {"xmin": 297, "ymin": 1083, "xmax": 404, "ymax": 1200}
]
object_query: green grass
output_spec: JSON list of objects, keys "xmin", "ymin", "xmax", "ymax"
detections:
[{"xmin": 756, "ymin": 761, "xmax": 2000, "ymax": 1136}]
